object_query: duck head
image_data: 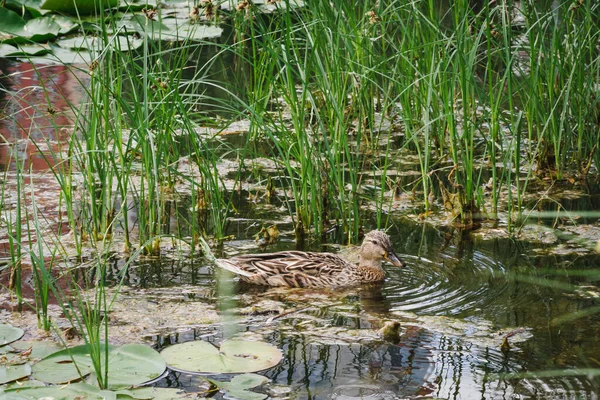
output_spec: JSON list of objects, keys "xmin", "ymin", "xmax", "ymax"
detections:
[{"xmin": 359, "ymin": 230, "xmax": 406, "ymax": 268}]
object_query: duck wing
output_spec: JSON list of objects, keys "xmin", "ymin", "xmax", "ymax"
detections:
[
  {"xmin": 216, "ymin": 251, "xmax": 353, "ymax": 287},
  {"xmin": 230, "ymin": 251, "xmax": 350, "ymax": 277}
]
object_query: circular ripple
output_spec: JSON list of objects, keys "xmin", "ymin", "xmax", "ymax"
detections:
[
  {"xmin": 330, "ymin": 384, "xmax": 400, "ymax": 400},
  {"xmin": 384, "ymin": 248, "xmax": 512, "ymax": 316}
]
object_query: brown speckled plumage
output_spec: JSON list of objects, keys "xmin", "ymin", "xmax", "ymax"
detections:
[{"xmin": 215, "ymin": 231, "xmax": 406, "ymax": 288}]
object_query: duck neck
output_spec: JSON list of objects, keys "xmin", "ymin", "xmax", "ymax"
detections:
[{"xmin": 358, "ymin": 257, "xmax": 383, "ymax": 270}]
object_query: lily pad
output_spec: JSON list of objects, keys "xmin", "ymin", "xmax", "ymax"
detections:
[
  {"xmin": 40, "ymin": 0, "xmax": 119, "ymax": 14},
  {"xmin": 0, "ymin": 9, "xmax": 62, "ymax": 44},
  {"xmin": 160, "ymin": 340, "xmax": 282, "ymax": 374},
  {"xmin": 2, "ymin": 379, "xmax": 46, "ymax": 389},
  {"xmin": 32, "ymin": 343, "xmax": 166, "ymax": 389},
  {"xmin": 115, "ymin": 387, "xmax": 189, "ymax": 399},
  {"xmin": 208, "ymin": 374, "xmax": 269, "ymax": 400},
  {"xmin": 0, "ymin": 324, "xmax": 25, "ymax": 346},
  {"xmin": 0, "ymin": 43, "xmax": 50, "ymax": 57},
  {"xmin": 0, "ymin": 44, "xmax": 18, "ymax": 57},
  {"xmin": 0, "ymin": 381, "xmax": 116, "ymax": 399},
  {"xmin": 10, "ymin": 340, "xmax": 63, "ymax": 363},
  {"xmin": 0, "ymin": 8, "xmax": 27, "ymax": 38},
  {"xmin": 56, "ymin": 34, "xmax": 143, "ymax": 52},
  {"xmin": 5, "ymin": 0, "xmax": 44, "ymax": 18},
  {"xmin": 121, "ymin": 15, "xmax": 223, "ymax": 41},
  {"xmin": 0, "ymin": 345, "xmax": 15, "ymax": 355},
  {"xmin": 0, "ymin": 382, "xmax": 189, "ymax": 399},
  {"xmin": 0, "ymin": 364, "xmax": 32, "ymax": 384},
  {"xmin": 49, "ymin": 14, "xmax": 80, "ymax": 34},
  {"xmin": 28, "ymin": 45, "xmax": 95, "ymax": 64}
]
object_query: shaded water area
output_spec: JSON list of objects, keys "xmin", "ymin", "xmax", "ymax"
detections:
[{"xmin": 2, "ymin": 10, "xmax": 600, "ymax": 400}]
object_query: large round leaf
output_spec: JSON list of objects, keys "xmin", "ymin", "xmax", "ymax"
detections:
[
  {"xmin": 5, "ymin": 0, "xmax": 44, "ymax": 18},
  {"xmin": 0, "ymin": 382, "xmax": 115, "ymax": 399},
  {"xmin": 88, "ymin": 344, "xmax": 167, "ymax": 390},
  {"xmin": 0, "ymin": 382, "xmax": 187, "ymax": 399},
  {"xmin": 0, "ymin": 364, "xmax": 32, "ymax": 384},
  {"xmin": 161, "ymin": 340, "xmax": 282, "ymax": 374},
  {"xmin": 122, "ymin": 15, "xmax": 223, "ymax": 42},
  {"xmin": 32, "ymin": 343, "xmax": 166, "ymax": 389},
  {"xmin": 40, "ymin": 0, "xmax": 118, "ymax": 14},
  {"xmin": 0, "ymin": 8, "xmax": 26, "ymax": 38},
  {"xmin": 10, "ymin": 340, "xmax": 63, "ymax": 362},
  {"xmin": 0, "ymin": 9, "xmax": 61, "ymax": 44},
  {"xmin": 32, "ymin": 343, "xmax": 109, "ymax": 384},
  {"xmin": 208, "ymin": 373, "xmax": 269, "ymax": 400},
  {"xmin": 56, "ymin": 34, "xmax": 143, "ymax": 52},
  {"xmin": 0, "ymin": 43, "xmax": 50, "ymax": 57},
  {"xmin": 0, "ymin": 324, "xmax": 24, "ymax": 346},
  {"xmin": 115, "ymin": 387, "xmax": 188, "ymax": 399}
]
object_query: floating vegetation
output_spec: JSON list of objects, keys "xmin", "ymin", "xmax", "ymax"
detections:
[
  {"xmin": 0, "ymin": 324, "xmax": 24, "ymax": 346},
  {"xmin": 31, "ymin": 343, "xmax": 166, "ymax": 388},
  {"xmin": 207, "ymin": 373, "xmax": 269, "ymax": 400},
  {"xmin": 160, "ymin": 339, "xmax": 282, "ymax": 374}
]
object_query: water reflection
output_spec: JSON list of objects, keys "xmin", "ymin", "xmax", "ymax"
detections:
[
  {"xmin": 258, "ymin": 326, "xmax": 527, "ymax": 399},
  {"xmin": 0, "ymin": 60, "xmax": 87, "ymax": 171},
  {"xmin": 141, "ymin": 220, "xmax": 600, "ymax": 399}
]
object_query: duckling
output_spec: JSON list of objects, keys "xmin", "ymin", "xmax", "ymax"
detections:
[{"xmin": 215, "ymin": 230, "xmax": 405, "ymax": 288}]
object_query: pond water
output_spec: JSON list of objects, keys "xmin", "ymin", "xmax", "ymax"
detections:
[
  {"xmin": 2, "ymin": 15, "xmax": 600, "ymax": 400},
  {"xmin": 117, "ymin": 215, "xmax": 596, "ymax": 400}
]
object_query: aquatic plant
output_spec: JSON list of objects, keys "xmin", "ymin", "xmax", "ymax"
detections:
[
  {"xmin": 160, "ymin": 339, "xmax": 282, "ymax": 374},
  {"xmin": 25, "ymin": 191, "xmax": 58, "ymax": 331},
  {"xmin": 3, "ymin": 148, "xmax": 24, "ymax": 309},
  {"xmin": 1, "ymin": 0, "xmax": 600, "ymax": 396}
]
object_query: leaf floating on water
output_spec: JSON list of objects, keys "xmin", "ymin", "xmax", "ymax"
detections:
[
  {"xmin": 40, "ymin": 0, "xmax": 118, "ymax": 14},
  {"xmin": 228, "ymin": 373, "xmax": 269, "ymax": 388},
  {"xmin": 0, "ymin": 363, "xmax": 32, "ymax": 384},
  {"xmin": 2, "ymin": 379, "xmax": 46, "ymax": 390},
  {"xmin": 207, "ymin": 373, "xmax": 269, "ymax": 400},
  {"xmin": 0, "ymin": 324, "xmax": 24, "ymax": 346},
  {"xmin": 0, "ymin": 8, "xmax": 62, "ymax": 44},
  {"xmin": 115, "ymin": 386, "xmax": 191, "ymax": 399},
  {"xmin": 160, "ymin": 340, "xmax": 282, "ymax": 374},
  {"xmin": 0, "ymin": 381, "xmax": 118, "ymax": 399},
  {"xmin": 32, "ymin": 343, "xmax": 166, "ymax": 389},
  {"xmin": 3, "ymin": 339, "xmax": 62, "ymax": 365},
  {"xmin": 0, "ymin": 381, "xmax": 190, "ymax": 399}
]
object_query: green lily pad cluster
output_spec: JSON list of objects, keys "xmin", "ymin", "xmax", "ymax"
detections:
[
  {"xmin": 31, "ymin": 343, "xmax": 167, "ymax": 388},
  {"xmin": 0, "ymin": 323, "xmax": 283, "ymax": 399},
  {"xmin": 0, "ymin": 324, "xmax": 175, "ymax": 398},
  {"xmin": 0, "ymin": 0, "xmax": 223, "ymax": 63}
]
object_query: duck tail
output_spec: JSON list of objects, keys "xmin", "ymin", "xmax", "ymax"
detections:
[
  {"xmin": 214, "ymin": 259, "xmax": 254, "ymax": 278},
  {"xmin": 199, "ymin": 236, "xmax": 253, "ymax": 278},
  {"xmin": 198, "ymin": 236, "xmax": 217, "ymax": 263}
]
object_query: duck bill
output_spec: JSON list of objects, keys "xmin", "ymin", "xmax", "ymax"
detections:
[{"xmin": 385, "ymin": 251, "xmax": 406, "ymax": 267}]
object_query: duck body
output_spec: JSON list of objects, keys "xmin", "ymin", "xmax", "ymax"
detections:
[{"xmin": 215, "ymin": 231, "xmax": 405, "ymax": 288}]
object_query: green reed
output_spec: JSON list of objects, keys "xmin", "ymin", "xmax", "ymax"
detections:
[
  {"xmin": 4, "ymin": 146, "xmax": 24, "ymax": 308},
  {"xmin": 69, "ymin": 16, "xmax": 215, "ymax": 253},
  {"xmin": 0, "ymin": 3, "xmax": 240, "ymax": 385},
  {"xmin": 238, "ymin": 0, "xmax": 410, "ymax": 240},
  {"xmin": 523, "ymin": 1, "xmax": 600, "ymax": 178},
  {"xmin": 385, "ymin": 1, "xmax": 599, "ymax": 226},
  {"xmin": 25, "ymin": 184, "xmax": 56, "ymax": 331}
]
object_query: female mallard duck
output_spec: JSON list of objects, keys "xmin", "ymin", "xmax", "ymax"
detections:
[{"xmin": 215, "ymin": 230, "xmax": 405, "ymax": 288}]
